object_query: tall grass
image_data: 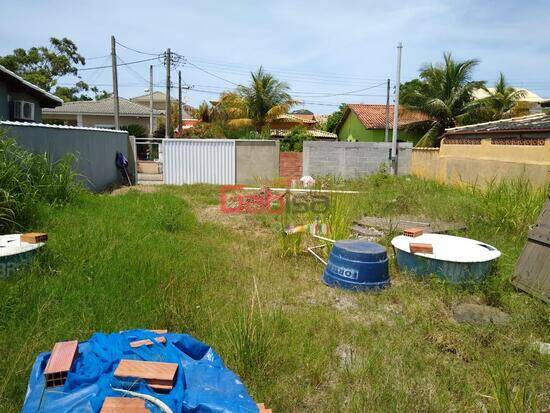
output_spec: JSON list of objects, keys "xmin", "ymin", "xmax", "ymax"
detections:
[
  {"xmin": 0, "ymin": 136, "xmax": 82, "ymax": 233},
  {"xmin": 470, "ymin": 178, "xmax": 548, "ymax": 236}
]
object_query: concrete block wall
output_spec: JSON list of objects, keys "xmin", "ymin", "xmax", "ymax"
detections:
[
  {"xmin": 235, "ymin": 140, "xmax": 279, "ymax": 184},
  {"xmin": 279, "ymin": 152, "xmax": 303, "ymax": 180},
  {"xmin": 303, "ymin": 141, "xmax": 412, "ymax": 178}
]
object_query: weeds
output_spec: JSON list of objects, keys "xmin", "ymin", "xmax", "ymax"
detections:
[
  {"xmin": 487, "ymin": 366, "xmax": 538, "ymax": 413},
  {"xmin": 0, "ymin": 136, "xmax": 82, "ymax": 232},
  {"xmin": 470, "ymin": 177, "xmax": 548, "ymax": 236}
]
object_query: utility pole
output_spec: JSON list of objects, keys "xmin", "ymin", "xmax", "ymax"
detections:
[
  {"xmin": 391, "ymin": 42, "xmax": 402, "ymax": 175},
  {"xmin": 384, "ymin": 78, "xmax": 390, "ymax": 143},
  {"xmin": 111, "ymin": 35, "xmax": 120, "ymax": 130},
  {"xmin": 149, "ymin": 65, "xmax": 154, "ymax": 137},
  {"xmin": 165, "ymin": 48, "xmax": 171, "ymax": 139},
  {"xmin": 178, "ymin": 70, "xmax": 183, "ymax": 134}
]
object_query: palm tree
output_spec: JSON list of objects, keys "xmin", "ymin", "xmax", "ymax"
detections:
[
  {"xmin": 228, "ymin": 67, "xmax": 297, "ymax": 131},
  {"xmin": 402, "ymin": 52, "xmax": 485, "ymax": 147},
  {"xmin": 476, "ymin": 73, "xmax": 527, "ymax": 120}
]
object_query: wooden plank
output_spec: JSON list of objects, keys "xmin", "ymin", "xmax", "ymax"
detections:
[
  {"xmin": 21, "ymin": 232, "xmax": 48, "ymax": 243},
  {"xmin": 100, "ymin": 397, "xmax": 148, "ymax": 413},
  {"xmin": 148, "ymin": 329, "xmax": 168, "ymax": 334},
  {"xmin": 512, "ymin": 196, "xmax": 550, "ymax": 303},
  {"xmin": 129, "ymin": 336, "xmax": 166, "ymax": 348},
  {"xmin": 44, "ymin": 340, "xmax": 78, "ymax": 387},
  {"xmin": 114, "ymin": 360, "xmax": 178, "ymax": 390}
]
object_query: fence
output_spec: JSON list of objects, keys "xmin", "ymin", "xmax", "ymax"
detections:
[
  {"xmin": 235, "ymin": 140, "xmax": 279, "ymax": 184},
  {"xmin": 303, "ymin": 141, "xmax": 412, "ymax": 178},
  {"xmin": 163, "ymin": 139, "xmax": 235, "ymax": 185},
  {"xmin": 411, "ymin": 137, "xmax": 550, "ymax": 187},
  {"xmin": 0, "ymin": 121, "xmax": 133, "ymax": 190}
]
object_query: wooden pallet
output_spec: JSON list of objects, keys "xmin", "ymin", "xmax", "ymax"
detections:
[
  {"xmin": 114, "ymin": 359, "xmax": 178, "ymax": 392},
  {"xmin": 512, "ymin": 196, "xmax": 550, "ymax": 303},
  {"xmin": 44, "ymin": 340, "xmax": 78, "ymax": 387}
]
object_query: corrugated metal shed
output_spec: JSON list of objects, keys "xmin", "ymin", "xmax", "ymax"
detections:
[{"xmin": 163, "ymin": 139, "xmax": 235, "ymax": 185}]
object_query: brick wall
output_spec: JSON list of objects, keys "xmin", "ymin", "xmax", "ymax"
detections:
[{"xmin": 279, "ymin": 151, "xmax": 303, "ymax": 180}]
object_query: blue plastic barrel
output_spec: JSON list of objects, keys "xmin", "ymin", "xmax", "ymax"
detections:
[{"xmin": 322, "ymin": 240, "xmax": 390, "ymax": 291}]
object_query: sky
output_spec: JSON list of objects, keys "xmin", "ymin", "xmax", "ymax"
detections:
[{"xmin": 1, "ymin": 0, "xmax": 550, "ymax": 114}]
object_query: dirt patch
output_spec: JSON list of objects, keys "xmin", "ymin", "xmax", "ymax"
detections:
[
  {"xmin": 110, "ymin": 185, "xmax": 159, "ymax": 196},
  {"xmin": 195, "ymin": 205, "xmax": 273, "ymax": 236}
]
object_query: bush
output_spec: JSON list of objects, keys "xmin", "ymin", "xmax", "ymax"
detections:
[
  {"xmin": 121, "ymin": 124, "xmax": 146, "ymax": 138},
  {"xmin": 0, "ymin": 134, "xmax": 82, "ymax": 233},
  {"xmin": 280, "ymin": 126, "xmax": 314, "ymax": 152}
]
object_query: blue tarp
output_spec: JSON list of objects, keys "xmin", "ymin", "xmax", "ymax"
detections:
[{"xmin": 22, "ymin": 330, "xmax": 259, "ymax": 412}]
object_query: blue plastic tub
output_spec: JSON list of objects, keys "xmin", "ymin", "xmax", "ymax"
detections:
[
  {"xmin": 391, "ymin": 233, "xmax": 501, "ymax": 283},
  {"xmin": 322, "ymin": 240, "xmax": 390, "ymax": 291}
]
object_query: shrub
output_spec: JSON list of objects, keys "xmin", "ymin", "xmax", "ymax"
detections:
[
  {"xmin": 280, "ymin": 126, "xmax": 314, "ymax": 152},
  {"xmin": 121, "ymin": 124, "xmax": 146, "ymax": 138},
  {"xmin": 0, "ymin": 134, "xmax": 82, "ymax": 232}
]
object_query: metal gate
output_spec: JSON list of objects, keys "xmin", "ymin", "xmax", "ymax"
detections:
[{"xmin": 163, "ymin": 139, "xmax": 235, "ymax": 185}]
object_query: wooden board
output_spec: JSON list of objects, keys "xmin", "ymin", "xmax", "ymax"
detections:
[
  {"xmin": 352, "ymin": 215, "xmax": 465, "ymax": 236},
  {"xmin": 100, "ymin": 397, "xmax": 148, "ymax": 413},
  {"xmin": 512, "ymin": 196, "xmax": 550, "ymax": 303},
  {"xmin": 114, "ymin": 359, "xmax": 178, "ymax": 391}
]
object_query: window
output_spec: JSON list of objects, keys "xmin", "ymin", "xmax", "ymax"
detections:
[{"xmin": 14, "ymin": 101, "xmax": 35, "ymax": 121}]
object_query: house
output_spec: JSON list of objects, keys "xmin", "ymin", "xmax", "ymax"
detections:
[
  {"xmin": 472, "ymin": 87, "xmax": 546, "ymax": 113},
  {"xmin": 131, "ymin": 91, "xmax": 198, "ymax": 131},
  {"xmin": 269, "ymin": 113, "xmax": 337, "ymax": 140},
  {"xmin": 335, "ymin": 104, "xmax": 430, "ymax": 143},
  {"xmin": 411, "ymin": 113, "xmax": 550, "ymax": 187},
  {"xmin": 0, "ymin": 64, "xmax": 63, "ymax": 122},
  {"xmin": 42, "ymin": 97, "xmax": 164, "ymax": 132}
]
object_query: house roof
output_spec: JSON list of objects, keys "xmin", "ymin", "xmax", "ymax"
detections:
[
  {"xmin": 42, "ymin": 97, "xmax": 165, "ymax": 117},
  {"xmin": 271, "ymin": 113, "xmax": 317, "ymax": 124},
  {"xmin": 130, "ymin": 91, "xmax": 176, "ymax": 103},
  {"xmin": 472, "ymin": 87, "xmax": 544, "ymax": 103},
  {"xmin": 336, "ymin": 104, "xmax": 430, "ymax": 133},
  {"xmin": 0, "ymin": 120, "xmax": 127, "ymax": 133},
  {"xmin": 445, "ymin": 113, "xmax": 550, "ymax": 136},
  {"xmin": 270, "ymin": 128, "xmax": 337, "ymax": 139},
  {"xmin": 0, "ymin": 64, "xmax": 63, "ymax": 107}
]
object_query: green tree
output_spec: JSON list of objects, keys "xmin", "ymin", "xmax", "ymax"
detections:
[
  {"xmin": 324, "ymin": 103, "xmax": 347, "ymax": 132},
  {"xmin": 0, "ymin": 38, "xmax": 85, "ymax": 91},
  {"xmin": 401, "ymin": 52, "xmax": 485, "ymax": 147},
  {"xmin": 0, "ymin": 37, "xmax": 108, "ymax": 101},
  {"xmin": 232, "ymin": 66, "xmax": 297, "ymax": 131},
  {"xmin": 475, "ymin": 73, "xmax": 528, "ymax": 121},
  {"xmin": 280, "ymin": 126, "xmax": 314, "ymax": 152}
]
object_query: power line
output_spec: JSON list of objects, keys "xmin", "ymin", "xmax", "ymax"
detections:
[
  {"xmin": 114, "ymin": 41, "xmax": 160, "ymax": 56},
  {"xmin": 77, "ymin": 57, "xmax": 158, "ymax": 71},
  {"xmin": 186, "ymin": 61, "xmax": 242, "ymax": 86},
  {"xmin": 189, "ymin": 56, "xmax": 388, "ymax": 82}
]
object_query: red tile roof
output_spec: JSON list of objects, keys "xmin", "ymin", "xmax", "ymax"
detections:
[{"xmin": 346, "ymin": 104, "xmax": 430, "ymax": 130}]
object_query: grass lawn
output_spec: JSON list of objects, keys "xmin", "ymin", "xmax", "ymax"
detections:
[{"xmin": 0, "ymin": 175, "xmax": 548, "ymax": 412}]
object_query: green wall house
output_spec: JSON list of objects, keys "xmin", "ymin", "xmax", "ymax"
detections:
[
  {"xmin": 335, "ymin": 104, "xmax": 429, "ymax": 144},
  {"xmin": 0, "ymin": 64, "xmax": 62, "ymax": 123}
]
